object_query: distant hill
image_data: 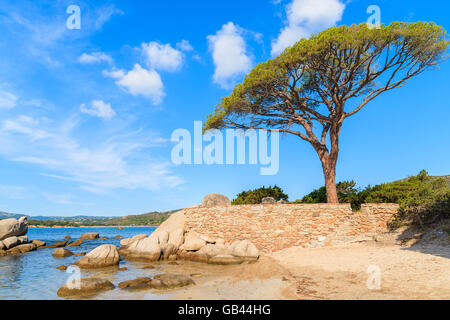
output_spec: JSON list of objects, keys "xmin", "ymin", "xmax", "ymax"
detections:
[
  {"xmin": 30, "ymin": 215, "xmax": 110, "ymax": 221},
  {"xmin": 26, "ymin": 210, "xmax": 180, "ymax": 227},
  {"xmin": 0, "ymin": 211, "xmax": 28, "ymax": 220}
]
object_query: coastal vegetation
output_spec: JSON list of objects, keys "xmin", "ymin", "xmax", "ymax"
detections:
[
  {"xmin": 230, "ymin": 171, "xmax": 449, "ymax": 227},
  {"xmin": 231, "ymin": 185, "xmax": 288, "ymax": 205},
  {"xmin": 205, "ymin": 22, "xmax": 449, "ymax": 203},
  {"xmin": 296, "ymin": 170, "xmax": 450, "ymax": 226}
]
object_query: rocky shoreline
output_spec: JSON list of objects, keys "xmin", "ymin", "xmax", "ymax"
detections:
[
  {"xmin": 28, "ymin": 225, "xmax": 158, "ymax": 228},
  {"xmin": 0, "ymin": 194, "xmax": 262, "ymax": 298},
  {"xmin": 0, "ymin": 216, "xmax": 40, "ymax": 256}
]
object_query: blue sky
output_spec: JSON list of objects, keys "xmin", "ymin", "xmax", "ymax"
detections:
[{"xmin": 0, "ymin": 0, "xmax": 449, "ymax": 217}]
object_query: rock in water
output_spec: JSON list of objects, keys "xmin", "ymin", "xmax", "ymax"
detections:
[
  {"xmin": 178, "ymin": 251, "xmax": 209, "ymax": 263},
  {"xmin": 53, "ymin": 240, "xmax": 69, "ymax": 247},
  {"xmin": 74, "ymin": 244, "xmax": 120, "ymax": 268},
  {"xmin": 120, "ymin": 221, "xmax": 188, "ymax": 261},
  {"xmin": 229, "ymin": 240, "xmax": 259, "ymax": 261},
  {"xmin": 17, "ymin": 236, "xmax": 28, "ymax": 244},
  {"xmin": 149, "ymin": 274, "xmax": 195, "ymax": 289},
  {"xmin": 201, "ymin": 193, "xmax": 230, "ymax": 207},
  {"xmin": 120, "ymin": 234, "xmax": 147, "ymax": 246},
  {"xmin": 0, "ymin": 217, "xmax": 28, "ymax": 241},
  {"xmin": 180, "ymin": 231, "xmax": 206, "ymax": 251},
  {"xmin": 261, "ymin": 197, "xmax": 276, "ymax": 204},
  {"xmin": 118, "ymin": 277, "xmax": 152, "ymax": 290},
  {"xmin": 56, "ymin": 265, "xmax": 67, "ymax": 271},
  {"xmin": 113, "ymin": 235, "xmax": 123, "ymax": 239},
  {"xmin": 67, "ymin": 239, "xmax": 83, "ymax": 247},
  {"xmin": 39, "ymin": 240, "xmax": 69, "ymax": 249},
  {"xmin": 13, "ymin": 243, "xmax": 37, "ymax": 254},
  {"xmin": 153, "ymin": 210, "xmax": 186, "ymax": 248},
  {"xmin": 74, "ymin": 252, "xmax": 86, "ymax": 257},
  {"xmin": 141, "ymin": 265, "xmax": 155, "ymax": 270},
  {"xmin": 31, "ymin": 240, "xmax": 46, "ymax": 248},
  {"xmin": 197, "ymin": 243, "xmax": 229, "ymax": 258},
  {"xmin": 123, "ymin": 237, "xmax": 161, "ymax": 262},
  {"xmin": 168, "ymin": 228, "xmax": 184, "ymax": 248},
  {"xmin": 52, "ymin": 248, "xmax": 74, "ymax": 258},
  {"xmin": 57, "ymin": 278, "xmax": 115, "ymax": 297},
  {"xmin": 2, "ymin": 236, "xmax": 19, "ymax": 249},
  {"xmin": 80, "ymin": 232, "xmax": 99, "ymax": 240},
  {"xmin": 121, "ymin": 210, "xmax": 186, "ymax": 262},
  {"xmin": 208, "ymin": 254, "xmax": 244, "ymax": 265},
  {"xmin": 162, "ymin": 243, "xmax": 177, "ymax": 260}
]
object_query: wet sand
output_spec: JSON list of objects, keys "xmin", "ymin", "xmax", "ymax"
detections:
[{"xmin": 98, "ymin": 241, "xmax": 449, "ymax": 300}]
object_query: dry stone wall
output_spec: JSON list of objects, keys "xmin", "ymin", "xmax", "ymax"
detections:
[{"xmin": 184, "ymin": 203, "xmax": 399, "ymax": 252}]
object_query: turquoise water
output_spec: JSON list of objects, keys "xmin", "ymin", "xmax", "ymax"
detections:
[{"xmin": 0, "ymin": 227, "xmax": 172, "ymax": 300}]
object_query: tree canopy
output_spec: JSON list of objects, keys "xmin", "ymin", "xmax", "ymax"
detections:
[{"xmin": 204, "ymin": 22, "xmax": 449, "ymax": 203}]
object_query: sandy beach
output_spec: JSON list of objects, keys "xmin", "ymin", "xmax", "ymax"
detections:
[{"xmin": 166, "ymin": 233, "xmax": 449, "ymax": 300}]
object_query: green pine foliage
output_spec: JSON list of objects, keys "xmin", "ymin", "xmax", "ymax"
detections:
[
  {"xmin": 295, "ymin": 181, "xmax": 360, "ymax": 208},
  {"xmin": 232, "ymin": 185, "xmax": 288, "ymax": 205}
]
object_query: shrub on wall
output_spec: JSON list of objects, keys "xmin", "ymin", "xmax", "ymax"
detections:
[
  {"xmin": 232, "ymin": 185, "xmax": 288, "ymax": 205},
  {"xmin": 295, "ymin": 170, "xmax": 450, "ymax": 226}
]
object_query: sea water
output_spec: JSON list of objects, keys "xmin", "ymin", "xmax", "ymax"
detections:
[{"xmin": 0, "ymin": 226, "xmax": 173, "ymax": 300}]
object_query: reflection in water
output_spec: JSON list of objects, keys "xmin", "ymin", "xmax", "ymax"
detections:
[{"xmin": 0, "ymin": 255, "xmax": 25, "ymax": 290}]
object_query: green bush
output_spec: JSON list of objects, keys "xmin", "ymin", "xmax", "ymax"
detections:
[
  {"xmin": 367, "ymin": 170, "xmax": 450, "ymax": 226},
  {"xmin": 295, "ymin": 180, "xmax": 363, "ymax": 210},
  {"xmin": 294, "ymin": 171, "xmax": 450, "ymax": 226},
  {"xmin": 232, "ymin": 185, "xmax": 288, "ymax": 205}
]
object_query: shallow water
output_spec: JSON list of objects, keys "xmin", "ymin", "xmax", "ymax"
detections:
[{"xmin": 0, "ymin": 227, "xmax": 174, "ymax": 300}]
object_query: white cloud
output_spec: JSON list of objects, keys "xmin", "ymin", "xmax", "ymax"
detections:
[
  {"xmin": 0, "ymin": 91, "xmax": 18, "ymax": 109},
  {"xmin": 94, "ymin": 5, "xmax": 124, "ymax": 30},
  {"xmin": 43, "ymin": 192, "xmax": 93, "ymax": 206},
  {"xmin": 207, "ymin": 22, "xmax": 252, "ymax": 89},
  {"xmin": 0, "ymin": 185, "xmax": 28, "ymax": 200},
  {"xmin": 271, "ymin": 0, "xmax": 346, "ymax": 56},
  {"xmin": 78, "ymin": 52, "xmax": 113, "ymax": 64},
  {"xmin": 0, "ymin": 116, "xmax": 183, "ymax": 193},
  {"xmin": 3, "ymin": 116, "xmax": 50, "ymax": 141},
  {"xmin": 192, "ymin": 54, "xmax": 202, "ymax": 62},
  {"xmin": 176, "ymin": 40, "xmax": 194, "ymax": 52},
  {"xmin": 80, "ymin": 100, "xmax": 116, "ymax": 120},
  {"xmin": 141, "ymin": 42, "xmax": 184, "ymax": 72},
  {"xmin": 103, "ymin": 64, "xmax": 165, "ymax": 105}
]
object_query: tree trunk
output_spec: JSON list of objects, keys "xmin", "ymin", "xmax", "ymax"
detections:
[
  {"xmin": 313, "ymin": 122, "xmax": 341, "ymax": 203},
  {"xmin": 319, "ymin": 150, "xmax": 339, "ymax": 204},
  {"xmin": 323, "ymin": 163, "xmax": 338, "ymax": 203}
]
